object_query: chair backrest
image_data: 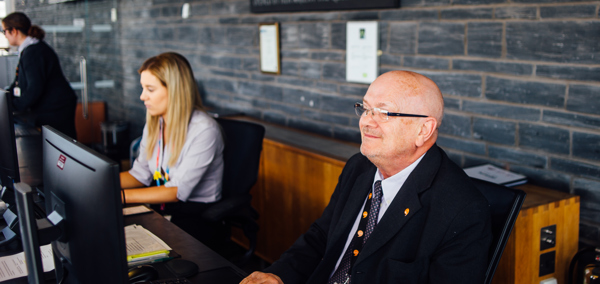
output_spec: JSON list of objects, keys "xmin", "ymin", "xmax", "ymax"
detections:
[
  {"xmin": 470, "ymin": 178, "xmax": 527, "ymax": 284},
  {"xmin": 216, "ymin": 118, "xmax": 265, "ymax": 199}
]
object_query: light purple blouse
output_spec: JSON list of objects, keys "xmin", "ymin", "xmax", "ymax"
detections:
[{"xmin": 129, "ymin": 110, "xmax": 224, "ymax": 203}]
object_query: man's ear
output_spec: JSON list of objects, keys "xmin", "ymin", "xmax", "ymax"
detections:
[{"xmin": 415, "ymin": 117, "xmax": 437, "ymax": 147}]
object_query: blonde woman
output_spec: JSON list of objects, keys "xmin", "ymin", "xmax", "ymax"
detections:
[{"xmin": 121, "ymin": 52, "xmax": 224, "ymax": 245}]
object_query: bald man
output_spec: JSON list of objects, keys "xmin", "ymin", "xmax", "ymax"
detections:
[{"xmin": 241, "ymin": 71, "xmax": 492, "ymax": 284}]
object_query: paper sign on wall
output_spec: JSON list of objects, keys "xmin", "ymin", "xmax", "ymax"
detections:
[{"xmin": 346, "ymin": 21, "xmax": 379, "ymax": 84}]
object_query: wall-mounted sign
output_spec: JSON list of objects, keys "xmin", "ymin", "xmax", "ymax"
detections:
[
  {"xmin": 259, "ymin": 23, "xmax": 281, "ymax": 74},
  {"xmin": 250, "ymin": 0, "xmax": 399, "ymax": 13},
  {"xmin": 346, "ymin": 21, "xmax": 379, "ymax": 84}
]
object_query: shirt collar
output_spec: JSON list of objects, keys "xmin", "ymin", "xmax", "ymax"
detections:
[
  {"xmin": 373, "ymin": 154, "xmax": 426, "ymax": 206},
  {"xmin": 18, "ymin": 36, "xmax": 39, "ymax": 58}
]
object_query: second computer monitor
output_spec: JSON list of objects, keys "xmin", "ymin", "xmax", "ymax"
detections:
[{"xmin": 42, "ymin": 126, "xmax": 128, "ymax": 283}]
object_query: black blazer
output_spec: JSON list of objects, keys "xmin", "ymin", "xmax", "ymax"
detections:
[
  {"xmin": 9, "ymin": 41, "xmax": 77, "ymax": 138},
  {"xmin": 265, "ymin": 144, "xmax": 492, "ymax": 284}
]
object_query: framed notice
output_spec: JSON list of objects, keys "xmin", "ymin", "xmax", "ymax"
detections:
[
  {"xmin": 259, "ymin": 23, "xmax": 280, "ymax": 74},
  {"xmin": 346, "ymin": 21, "xmax": 379, "ymax": 84}
]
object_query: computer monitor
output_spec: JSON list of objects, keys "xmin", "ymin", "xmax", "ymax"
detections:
[
  {"xmin": 41, "ymin": 125, "xmax": 128, "ymax": 283},
  {"xmin": 0, "ymin": 90, "xmax": 20, "ymax": 191}
]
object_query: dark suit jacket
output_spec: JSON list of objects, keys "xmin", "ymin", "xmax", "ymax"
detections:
[
  {"xmin": 265, "ymin": 144, "xmax": 492, "ymax": 284},
  {"xmin": 9, "ymin": 41, "xmax": 77, "ymax": 138}
]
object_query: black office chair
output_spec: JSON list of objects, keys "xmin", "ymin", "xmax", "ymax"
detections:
[
  {"xmin": 470, "ymin": 178, "xmax": 527, "ymax": 284},
  {"xmin": 201, "ymin": 118, "xmax": 265, "ymax": 266}
]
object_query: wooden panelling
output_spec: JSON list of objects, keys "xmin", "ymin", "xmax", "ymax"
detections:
[
  {"xmin": 247, "ymin": 139, "xmax": 345, "ymax": 263},
  {"xmin": 493, "ymin": 184, "xmax": 580, "ymax": 284},
  {"xmin": 75, "ymin": 101, "xmax": 105, "ymax": 144}
]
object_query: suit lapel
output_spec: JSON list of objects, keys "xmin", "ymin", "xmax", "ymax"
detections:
[
  {"xmin": 327, "ymin": 166, "xmax": 376, "ymax": 250},
  {"xmin": 356, "ymin": 145, "xmax": 442, "ymax": 263}
]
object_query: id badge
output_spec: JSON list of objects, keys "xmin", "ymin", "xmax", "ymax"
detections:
[{"xmin": 13, "ymin": 87, "xmax": 21, "ymax": 97}]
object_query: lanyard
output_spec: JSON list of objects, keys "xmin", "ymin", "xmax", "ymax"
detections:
[{"xmin": 153, "ymin": 120, "xmax": 169, "ymax": 186}]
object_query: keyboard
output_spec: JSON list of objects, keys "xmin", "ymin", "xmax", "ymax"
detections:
[{"xmin": 148, "ymin": 278, "xmax": 191, "ymax": 284}]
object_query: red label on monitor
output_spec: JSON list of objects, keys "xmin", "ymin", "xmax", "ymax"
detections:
[{"xmin": 57, "ymin": 155, "xmax": 66, "ymax": 170}]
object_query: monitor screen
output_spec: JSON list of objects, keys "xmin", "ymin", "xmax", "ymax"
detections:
[
  {"xmin": 42, "ymin": 125, "xmax": 128, "ymax": 283},
  {"xmin": 0, "ymin": 90, "xmax": 20, "ymax": 189}
]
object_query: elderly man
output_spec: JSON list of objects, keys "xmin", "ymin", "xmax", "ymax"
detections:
[{"xmin": 241, "ymin": 71, "xmax": 492, "ymax": 284}]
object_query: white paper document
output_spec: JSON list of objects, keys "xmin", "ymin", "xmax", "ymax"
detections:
[
  {"xmin": 123, "ymin": 205, "xmax": 152, "ymax": 216},
  {"xmin": 0, "ymin": 244, "xmax": 54, "ymax": 281},
  {"xmin": 125, "ymin": 224, "xmax": 171, "ymax": 258}
]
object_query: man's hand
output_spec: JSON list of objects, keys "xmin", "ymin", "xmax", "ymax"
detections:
[{"xmin": 240, "ymin": 271, "xmax": 284, "ymax": 284}]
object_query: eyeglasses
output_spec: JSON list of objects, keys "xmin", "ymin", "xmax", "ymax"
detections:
[
  {"xmin": 0, "ymin": 28, "xmax": 10, "ymax": 35},
  {"xmin": 354, "ymin": 102, "xmax": 428, "ymax": 122}
]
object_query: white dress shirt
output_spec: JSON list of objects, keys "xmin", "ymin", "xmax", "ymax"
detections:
[{"xmin": 331, "ymin": 154, "xmax": 425, "ymax": 275}]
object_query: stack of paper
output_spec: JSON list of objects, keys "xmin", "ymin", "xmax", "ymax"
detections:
[
  {"xmin": 464, "ymin": 164, "xmax": 528, "ymax": 187},
  {"xmin": 125, "ymin": 224, "xmax": 172, "ymax": 266}
]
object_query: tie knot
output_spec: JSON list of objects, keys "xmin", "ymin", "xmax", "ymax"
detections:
[{"xmin": 373, "ymin": 180, "xmax": 383, "ymax": 200}]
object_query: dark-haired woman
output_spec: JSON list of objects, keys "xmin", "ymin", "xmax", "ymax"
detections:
[{"xmin": 2, "ymin": 12, "xmax": 76, "ymax": 138}]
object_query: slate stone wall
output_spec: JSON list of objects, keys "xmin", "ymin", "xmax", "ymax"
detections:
[{"xmin": 18, "ymin": 0, "xmax": 600, "ymax": 246}]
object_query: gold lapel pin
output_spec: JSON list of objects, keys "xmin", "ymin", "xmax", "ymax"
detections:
[{"xmin": 404, "ymin": 208, "xmax": 410, "ymax": 216}]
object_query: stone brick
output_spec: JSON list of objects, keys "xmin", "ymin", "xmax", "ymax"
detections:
[
  {"xmin": 509, "ymin": 165, "xmax": 571, "ymax": 192},
  {"xmin": 518, "ymin": 123, "xmax": 570, "ymax": 154},
  {"xmin": 210, "ymin": 26, "xmax": 228, "ymax": 45},
  {"xmin": 303, "ymin": 109, "xmax": 351, "ymax": 125},
  {"xmin": 441, "ymin": 8, "xmax": 493, "ymax": 20},
  {"xmin": 278, "ymin": 77, "xmax": 316, "ymax": 89},
  {"xmin": 333, "ymin": 126, "xmax": 361, "ymax": 144},
  {"xmin": 540, "ymin": 5, "xmax": 597, "ymax": 19},
  {"xmin": 251, "ymin": 73, "xmax": 276, "ymax": 82},
  {"xmin": 453, "ymin": 60, "xmax": 532, "ymax": 76},
  {"xmin": 485, "ymin": 77, "xmax": 566, "ymax": 107},
  {"xmin": 270, "ymin": 101, "xmax": 303, "ymax": 116},
  {"xmin": 226, "ymin": 27, "xmax": 255, "ymax": 47},
  {"xmin": 380, "ymin": 9, "xmax": 438, "ymax": 21},
  {"xmin": 290, "ymin": 12, "xmax": 339, "ymax": 22},
  {"xmin": 402, "ymin": 0, "xmax": 451, "ymax": 7},
  {"xmin": 462, "ymin": 101, "xmax": 541, "ymax": 121},
  {"xmin": 494, "ymin": 7, "xmax": 537, "ymax": 19},
  {"xmin": 177, "ymin": 25, "xmax": 211, "ymax": 44},
  {"xmin": 242, "ymin": 58, "xmax": 259, "ymax": 71},
  {"xmin": 573, "ymin": 132, "xmax": 600, "ymax": 161},
  {"xmin": 210, "ymin": 69, "xmax": 249, "ymax": 79},
  {"xmin": 217, "ymin": 56, "xmax": 242, "ymax": 70},
  {"xmin": 282, "ymin": 50, "xmax": 309, "ymax": 60},
  {"xmin": 467, "ymin": 22, "xmax": 503, "ymax": 58},
  {"xmin": 211, "ymin": 1, "xmax": 249, "ymax": 15},
  {"xmin": 388, "ymin": 23, "xmax": 418, "ymax": 55},
  {"xmin": 320, "ymin": 95, "xmax": 358, "ymax": 116},
  {"xmin": 339, "ymin": 11, "xmax": 380, "ymax": 21},
  {"xmin": 379, "ymin": 22, "xmax": 389, "ymax": 53},
  {"xmin": 488, "ymin": 145, "xmax": 548, "ymax": 168},
  {"xmin": 281, "ymin": 61, "xmax": 299, "ymax": 77},
  {"xmin": 453, "ymin": 0, "xmax": 505, "ymax": 4},
  {"xmin": 567, "ymin": 84, "xmax": 600, "ymax": 115},
  {"xmin": 204, "ymin": 78, "xmax": 236, "ymax": 93},
  {"xmin": 190, "ymin": 3, "xmax": 210, "ymax": 16},
  {"xmin": 551, "ymin": 158, "xmax": 600, "ymax": 181},
  {"xmin": 437, "ymin": 136, "xmax": 486, "ymax": 155},
  {"xmin": 323, "ymin": 63, "xmax": 346, "ymax": 82},
  {"xmin": 506, "ymin": 22, "xmax": 600, "ymax": 64},
  {"xmin": 543, "ymin": 110, "xmax": 600, "ymax": 130},
  {"xmin": 311, "ymin": 51, "xmax": 344, "ymax": 61},
  {"xmin": 380, "ymin": 54, "xmax": 402, "ymax": 66},
  {"xmin": 288, "ymin": 117, "xmax": 332, "ymax": 138},
  {"xmin": 574, "ymin": 178, "xmax": 600, "ymax": 212},
  {"xmin": 315, "ymin": 82, "xmax": 338, "ymax": 93},
  {"xmin": 263, "ymin": 110, "xmax": 287, "ymax": 126},
  {"xmin": 439, "ymin": 113, "xmax": 471, "ymax": 138},
  {"xmin": 536, "ymin": 65, "xmax": 600, "ymax": 82},
  {"xmin": 299, "ymin": 62, "xmax": 322, "ymax": 79},
  {"xmin": 283, "ymin": 88, "xmax": 320, "ymax": 108},
  {"xmin": 446, "ymin": 151, "xmax": 465, "ymax": 166},
  {"xmin": 463, "ymin": 155, "xmax": 497, "ymax": 168},
  {"xmin": 280, "ymin": 23, "xmax": 300, "ymax": 48},
  {"xmin": 444, "ymin": 97, "xmax": 460, "ymax": 110},
  {"xmin": 579, "ymin": 223, "xmax": 600, "ymax": 246},
  {"xmin": 422, "ymin": 72, "xmax": 482, "ymax": 97},
  {"xmin": 404, "ymin": 56, "xmax": 449, "ymax": 70},
  {"xmin": 339, "ymin": 85, "xmax": 368, "ymax": 97},
  {"xmin": 219, "ymin": 17, "xmax": 239, "ymax": 24},
  {"xmin": 418, "ymin": 22, "xmax": 465, "ymax": 56},
  {"xmin": 299, "ymin": 23, "xmax": 330, "ymax": 49},
  {"xmin": 473, "ymin": 117, "xmax": 516, "ymax": 145},
  {"xmin": 331, "ymin": 23, "xmax": 346, "ymax": 50}
]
